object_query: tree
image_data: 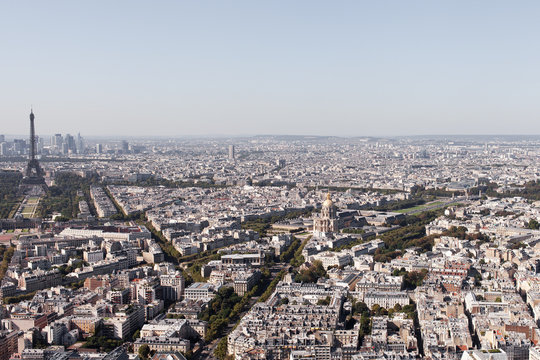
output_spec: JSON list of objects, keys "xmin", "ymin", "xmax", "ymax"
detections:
[
  {"xmin": 0, "ymin": 171, "xmax": 22, "ymax": 218},
  {"xmin": 403, "ymin": 269, "xmax": 428, "ymax": 290},
  {"xmin": 393, "ymin": 268, "xmax": 428, "ymax": 290},
  {"xmin": 294, "ymin": 260, "xmax": 327, "ymax": 283},
  {"xmin": 358, "ymin": 315, "xmax": 371, "ymax": 342},
  {"xmin": 317, "ymin": 296, "xmax": 331, "ymax": 306},
  {"xmin": 352, "ymin": 301, "xmax": 370, "ymax": 317},
  {"xmin": 37, "ymin": 172, "xmax": 101, "ymax": 219},
  {"xmin": 138, "ymin": 344, "xmax": 150, "ymax": 359},
  {"xmin": 474, "ymin": 273, "xmax": 482, "ymax": 286},
  {"xmin": 214, "ymin": 337, "xmax": 228, "ymax": 360},
  {"xmin": 110, "ymin": 213, "xmax": 125, "ymax": 220},
  {"xmin": 280, "ymin": 239, "xmax": 301, "ymax": 263},
  {"xmin": 529, "ymin": 219, "xmax": 540, "ymax": 230}
]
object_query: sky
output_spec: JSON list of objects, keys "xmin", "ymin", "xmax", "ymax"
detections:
[{"xmin": 1, "ymin": 1, "xmax": 540, "ymax": 137}]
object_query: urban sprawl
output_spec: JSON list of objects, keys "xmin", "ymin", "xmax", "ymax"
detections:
[{"xmin": 2, "ymin": 114, "xmax": 540, "ymax": 360}]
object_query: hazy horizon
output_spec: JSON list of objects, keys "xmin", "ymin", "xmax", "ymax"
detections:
[
  {"xmin": 6, "ymin": 133, "xmax": 540, "ymax": 142},
  {"xmin": 2, "ymin": 1, "xmax": 540, "ymax": 137}
]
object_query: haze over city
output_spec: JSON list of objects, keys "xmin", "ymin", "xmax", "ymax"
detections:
[
  {"xmin": 6, "ymin": 2, "xmax": 540, "ymax": 360},
  {"xmin": 2, "ymin": 1, "xmax": 540, "ymax": 136}
]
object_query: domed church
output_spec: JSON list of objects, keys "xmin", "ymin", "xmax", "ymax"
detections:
[{"xmin": 313, "ymin": 193, "xmax": 339, "ymax": 237}]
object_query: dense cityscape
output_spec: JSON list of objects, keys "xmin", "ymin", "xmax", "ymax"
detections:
[{"xmin": 0, "ymin": 111, "xmax": 540, "ymax": 360}]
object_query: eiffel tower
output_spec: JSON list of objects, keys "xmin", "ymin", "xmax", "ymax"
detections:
[{"xmin": 21, "ymin": 109, "xmax": 47, "ymax": 192}]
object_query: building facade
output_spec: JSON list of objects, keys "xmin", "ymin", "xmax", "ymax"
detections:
[{"xmin": 313, "ymin": 193, "xmax": 339, "ymax": 236}]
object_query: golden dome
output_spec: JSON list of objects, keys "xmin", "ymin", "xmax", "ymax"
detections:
[{"xmin": 322, "ymin": 193, "xmax": 333, "ymax": 208}]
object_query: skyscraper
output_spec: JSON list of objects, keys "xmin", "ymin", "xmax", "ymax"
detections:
[
  {"xmin": 228, "ymin": 145, "xmax": 235, "ymax": 160},
  {"xmin": 52, "ymin": 134, "xmax": 63, "ymax": 149},
  {"xmin": 0, "ymin": 142, "xmax": 8, "ymax": 156},
  {"xmin": 76, "ymin": 133, "xmax": 84, "ymax": 154},
  {"xmin": 64, "ymin": 134, "xmax": 76, "ymax": 153}
]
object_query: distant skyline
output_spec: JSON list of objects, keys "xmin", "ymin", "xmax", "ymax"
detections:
[{"xmin": 2, "ymin": 1, "xmax": 540, "ymax": 137}]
